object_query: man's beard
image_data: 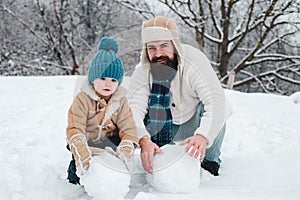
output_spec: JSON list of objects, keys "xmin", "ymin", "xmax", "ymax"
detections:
[{"xmin": 150, "ymin": 55, "xmax": 178, "ymax": 81}]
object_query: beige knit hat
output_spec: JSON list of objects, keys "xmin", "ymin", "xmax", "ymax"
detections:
[{"xmin": 141, "ymin": 16, "xmax": 182, "ymax": 65}]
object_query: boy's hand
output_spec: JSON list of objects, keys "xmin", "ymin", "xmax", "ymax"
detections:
[
  {"xmin": 116, "ymin": 140, "xmax": 135, "ymax": 173},
  {"xmin": 69, "ymin": 133, "xmax": 91, "ymax": 175}
]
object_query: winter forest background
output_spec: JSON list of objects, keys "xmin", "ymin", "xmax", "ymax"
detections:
[{"xmin": 1, "ymin": 0, "xmax": 299, "ymax": 95}]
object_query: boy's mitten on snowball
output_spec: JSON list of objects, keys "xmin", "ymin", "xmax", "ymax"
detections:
[
  {"xmin": 69, "ymin": 133, "xmax": 91, "ymax": 174},
  {"xmin": 117, "ymin": 140, "xmax": 135, "ymax": 172}
]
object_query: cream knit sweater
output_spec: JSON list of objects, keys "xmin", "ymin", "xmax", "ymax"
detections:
[{"xmin": 129, "ymin": 44, "xmax": 225, "ymax": 148}]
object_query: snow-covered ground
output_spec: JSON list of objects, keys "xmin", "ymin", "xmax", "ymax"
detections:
[{"xmin": 0, "ymin": 76, "xmax": 300, "ymax": 200}]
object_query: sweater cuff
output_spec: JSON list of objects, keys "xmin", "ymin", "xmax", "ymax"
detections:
[{"xmin": 136, "ymin": 126, "xmax": 151, "ymax": 141}]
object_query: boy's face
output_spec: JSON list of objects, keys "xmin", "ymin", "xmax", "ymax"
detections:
[
  {"xmin": 146, "ymin": 40, "xmax": 174, "ymax": 64},
  {"xmin": 93, "ymin": 77, "xmax": 118, "ymax": 100}
]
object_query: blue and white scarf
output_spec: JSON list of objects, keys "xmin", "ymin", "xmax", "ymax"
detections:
[{"xmin": 143, "ymin": 64, "xmax": 177, "ymax": 147}]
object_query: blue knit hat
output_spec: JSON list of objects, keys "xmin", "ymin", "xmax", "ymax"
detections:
[{"xmin": 88, "ymin": 37, "xmax": 124, "ymax": 85}]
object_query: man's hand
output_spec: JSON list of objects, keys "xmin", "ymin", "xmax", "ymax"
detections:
[
  {"xmin": 139, "ymin": 136, "xmax": 162, "ymax": 173},
  {"xmin": 179, "ymin": 134, "xmax": 208, "ymax": 162}
]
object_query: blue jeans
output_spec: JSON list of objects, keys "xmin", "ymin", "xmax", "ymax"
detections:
[{"xmin": 171, "ymin": 103, "xmax": 226, "ymax": 164}]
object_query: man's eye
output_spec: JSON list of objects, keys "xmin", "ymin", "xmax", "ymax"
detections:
[
  {"xmin": 147, "ymin": 46, "xmax": 156, "ymax": 51},
  {"xmin": 111, "ymin": 79, "xmax": 117, "ymax": 82},
  {"xmin": 100, "ymin": 78, "xmax": 106, "ymax": 80},
  {"xmin": 161, "ymin": 44, "xmax": 168, "ymax": 48}
]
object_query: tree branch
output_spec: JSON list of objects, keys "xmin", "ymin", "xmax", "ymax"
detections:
[
  {"xmin": 221, "ymin": 0, "xmax": 281, "ymax": 82},
  {"xmin": 205, "ymin": 0, "xmax": 222, "ymax": 38},
  {"xmin": 1, "ymin": 5, "xmax": 49, "ymax": 45},
  {"xmin": 35, "ymin": 0, "xmax": 66, "ymax": 66},
  {"xmin": 227, "ymin": 0, "xmax": 255, "ymax": 57},
  {"xmin": 234, "ymin": 63, "xmax": 300, "ymax": 89},
  {"xmin": 53, "ymin": 0, "xmax": 78, "ymax": 74},
  {"xmin": 116, "ymin": 0, "xmax": 155, "ymax": 19}
]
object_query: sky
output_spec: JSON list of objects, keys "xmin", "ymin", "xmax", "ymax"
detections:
[{"xmin": 0, "ymin": 76, "xmax": 300, "ymax": 200}]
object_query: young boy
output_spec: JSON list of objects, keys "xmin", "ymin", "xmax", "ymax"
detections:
[{"xmin": 66, "ymin": 37, "xmax": 138, "ymax": 185}]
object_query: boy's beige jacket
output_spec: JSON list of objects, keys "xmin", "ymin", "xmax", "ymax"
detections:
[{"xmin": 66, "ymin": 79, "xmax": 138, "ymax": 152}]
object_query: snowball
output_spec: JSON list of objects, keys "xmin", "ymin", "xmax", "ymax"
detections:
[
  {"xmin": 147, "ymin": 144, "xmax": 200, "ymax": 193},
  {"xmin": 79, "ymin": 152, "xmax": 131, "ymax": 200}
]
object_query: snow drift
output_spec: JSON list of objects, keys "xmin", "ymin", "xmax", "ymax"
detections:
[{"xmin": 0, "ymin": 76, "xmax": 300, "ymax": 200}]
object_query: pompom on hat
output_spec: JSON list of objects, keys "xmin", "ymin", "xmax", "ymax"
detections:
[{"xmin": 88, "ymin": 37, "xmax": 124, "ymax": 85}]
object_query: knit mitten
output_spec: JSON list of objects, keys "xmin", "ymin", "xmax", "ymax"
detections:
[
  {"xmin": 68, "ymin": 133, "xmax": 91, "ymax": 175},
  {"xmin": 117, "ymin": 140, "xmax": 135, "ymax": 173}
]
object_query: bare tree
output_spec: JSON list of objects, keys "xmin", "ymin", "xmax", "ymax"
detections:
[
  {"xmin": 73, "ymin": 0, "xmax": 144, "ymax": 74},
  {"xmin": 0, "ymin": 0, "xmax": 62, "ymax": 76},
  {"xmin": 0, "ymin": 0, "xmax": 145, "ymax": 75},
  {"xmin": 134, "ymin": 0, "xmax": 300, "ymax": 95},
  {"xmin": 1, "ymin": 0, "xmax": 298, "ymax": 95},
  {"xmin": 34, "ymin": 0, "xmax": 79, "ymax": 74},
  {"xmin": 115, "ymin": 0, "xmax": 155, "ymax": 19},
  {"xmin": 35, "ymin": 0, "xmax": 146, "ymax": 75}
]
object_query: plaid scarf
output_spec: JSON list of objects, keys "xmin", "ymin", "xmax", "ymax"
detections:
[{"xmin": 143, "ymin": 63, "xmax": 177, "ymax": 147}]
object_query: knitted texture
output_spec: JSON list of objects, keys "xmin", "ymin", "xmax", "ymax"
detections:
[
  {"xmin": 140, "ymin": 16, "xmax": 182, "ymax": 65},
  {"xmin": 143, "ymin": 79, "xmax": 173, "ymax": 147},
  {"xmin": 88, "ymin": 37, "xmax": 124, "ymax": 85}
]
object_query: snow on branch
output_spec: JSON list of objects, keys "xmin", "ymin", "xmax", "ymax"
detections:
[
  {"xmin": 116, "ymin": 0, "xmax": 155, "ymax": 19},
  {"xmin": 273, "ymin": 71, "xmax": 300, "ymax": 85},
  {"xmin": 233, "ymin": 63, "xmax": 300, "ymax": 93},
  {"xmin": 227, "ymin": 0, "xmax": 255, "ymax": 55},
  {"xmin": 254, "ymin": 53, "xmax": 300, "ymax": 60},
  {"xmin": 246, "ymin": 54, "xmax": 300, "ymax": 66},
  {"xmin": 254, "ymin": 29, "xmax": 298, "ymax": 55},
  {"xmin": 206, "ymin": 0, "xmax": 222, "ymax": 38},
  {"xmin": 52, "ymin": 0, "xmax": 79, "ymax": 75},
  {"xmin": 158, "ymin": 0, "xmax": 221, "ymax": 44},
  {"xmin": 221, "ymin": 1, "xmax": 281, "ymax": 82},
  {"xmin": 290, "ymin": 67, "xmax": 300, "ymax": 76},
  {"xmin": 238, "ymin": 70, "xmax": 270, "ymax": 93},
  {"xmin": 1, "ymin": 5, "xmax": 49, "ymax": 46}
]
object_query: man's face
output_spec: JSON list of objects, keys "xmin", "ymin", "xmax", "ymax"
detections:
[{"xmin": 146, "ymin": 40, "xmax": 175, "ymax": 64}]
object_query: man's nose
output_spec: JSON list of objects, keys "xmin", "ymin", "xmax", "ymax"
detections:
[{"xmin": 154, "ymin": 48, "xmax": 164, "ymax": 57}]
